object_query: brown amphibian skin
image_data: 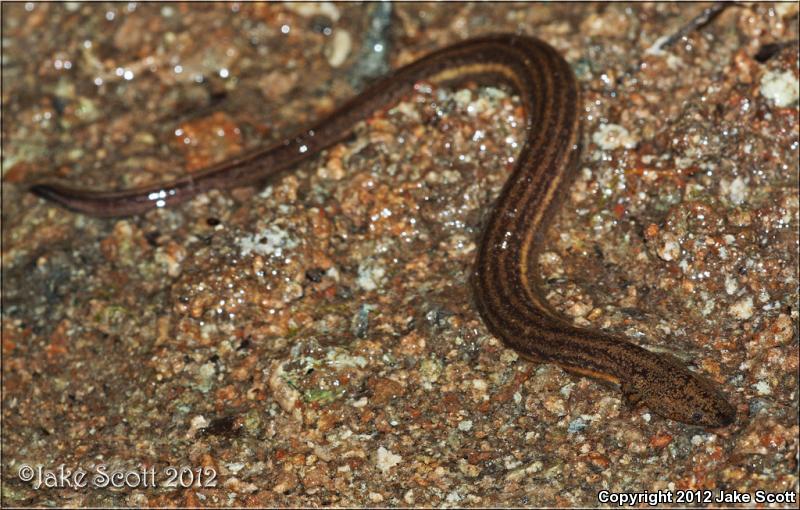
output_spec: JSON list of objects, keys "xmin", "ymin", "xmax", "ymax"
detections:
[{"xmin": 30, "ymin": 35, "xmax": 735, "ymax": 427}]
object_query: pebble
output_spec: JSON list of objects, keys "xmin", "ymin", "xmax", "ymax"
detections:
[
  {"xmin": 721, "ymin": 176, "xmax": 749, "ymax": 205},
  {"xmin": 237, "ymin": 226, "xmax": 299, "ymax": 257},
  {"xmin": 543, "ymin": 395, "xmax": 567, "ymax": 417},
  {"xmin": 325, "ymin": 29, "xmax": 352, "ymax": 68},
  {"xmin": 729, "ymin": 296, "xmax": 754, "ymax": 320},
  {"xmin": 592, "ymin": 123, "xmax": 637, "ymax": 150},
  {"xmin": 376, "ymin": 446, "xmax": 402, "ymax": 473},
  {"xmin": 272, "ymin": 470, "xmax": 299, "ymax": 494},
  {"xmin": 538, "ymin": 251, "xmax": 565, "ymax": 278},
  {"xmin": 750, "ymin": 314, "xmax": 794, "ymax": 349},
  {"xmin": 656, "ymin": 232, "xmax": 681, "ymax": 261},
  {"xmin": 196, "ymin": 362, "xmax": 216, "ymax": 392},
  {"xmin": 753, "ymin": 380, "xmax": 771, "ymax": 395},
  {"xmin": 268, "ymin": 360, "xmax": 302, "ymax": 422},
  {"xmin": 259, "ymin": 70, "xmax": 299, "ymax": 101},
  {"xmin": 565, "ymin": 301, "xmax": 592, "ymax": 318},
  {"xmin": 187, "ymin": 415, "xmax": 209, "ymax": 438},
  {"xmin": 356, "ymin": 259, "xmax": 386, "ymax": 291},
  {"xmin": 580, "ymin": 9, "xmax": 630, "ymax": 37},
  {"xmin": 760, "ymin": 70, "xmax": 799, "ymax": 108},
  {"xmin": 285, "ymin": 1, "xmax": 341, "ymax": 21},
  {"xmin": 369, "ymin": 377, "xmax": 404, "ymax": 405},
  {"xmin": 725, "ymin": 274, "xmax": 739, "ymax": 295}
]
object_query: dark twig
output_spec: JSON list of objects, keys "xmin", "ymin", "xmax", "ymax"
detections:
[{"xmin": 652, "ymin": 2, "xmax": 730, "ymax": 54}]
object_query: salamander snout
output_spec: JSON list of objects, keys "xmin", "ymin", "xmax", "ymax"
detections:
[
  {"xmin": 685, "ymin": 398, "xmax": 736, "ymax": 428},
  {"xmin": 625, "ymin": 355, "xmax": 736, "ymax": 427},
  {"xmin": 671, "ymin": 366, "xmax": 735, "ymax": 427}
]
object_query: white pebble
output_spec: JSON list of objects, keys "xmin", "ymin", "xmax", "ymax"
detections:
[
  {"xmin": 356, "ymin": 260, "xmax": 386, "ymax": 291},
  {"xmin": 754, "ymin": 380, "xmax": 771, "ymax": 396},
  {"xmin": 592, "ymin": 123, "xmax": 638, "ymax": 150},
  {"xmin": 376, "ymin": 446, "xmax": 402, "ymax": 473},
  {"xmin": 721, "ymin": 176, "xmax": 749, "ymax": 205},
  {"xmin": 760, "ymin": 70, "xmax": 799, "ymax": 108},
  {"xmin": 725, "ymin": 275, "xmax": 738, "ymax": 295},
  {"xmin": 730, "ymin": 296, "xmax": 754, "ymax": 320},
  {"xmin": 325, "ymin": 29, "xmax": 352, "ymax": 68},
  {"xmin": 657, "ymin": 232, "xmax": 681, "ymax": 261}
]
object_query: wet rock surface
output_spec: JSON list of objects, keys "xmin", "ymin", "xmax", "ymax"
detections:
[{"xmin": 2, "ymin": 3, "xmax": 797, "ymax": 507}]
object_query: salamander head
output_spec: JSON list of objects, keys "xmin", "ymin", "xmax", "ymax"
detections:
[{"xmin": 623, "ymin": 357, "xmax": 735, "ymax": 427}]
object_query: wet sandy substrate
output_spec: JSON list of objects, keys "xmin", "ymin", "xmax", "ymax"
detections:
[{"xmin": 2, "ymin": 3, "xmax": 798, "ymax": 507}]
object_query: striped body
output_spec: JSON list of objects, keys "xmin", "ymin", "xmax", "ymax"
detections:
[{"xmin": 30, "ymin": 35, "xmax": 735, "ymax": 426}]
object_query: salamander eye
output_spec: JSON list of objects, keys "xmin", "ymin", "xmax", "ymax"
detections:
[{"xmin": 691, "ymin": 411, "xmax": 705, "ymax": 424}]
